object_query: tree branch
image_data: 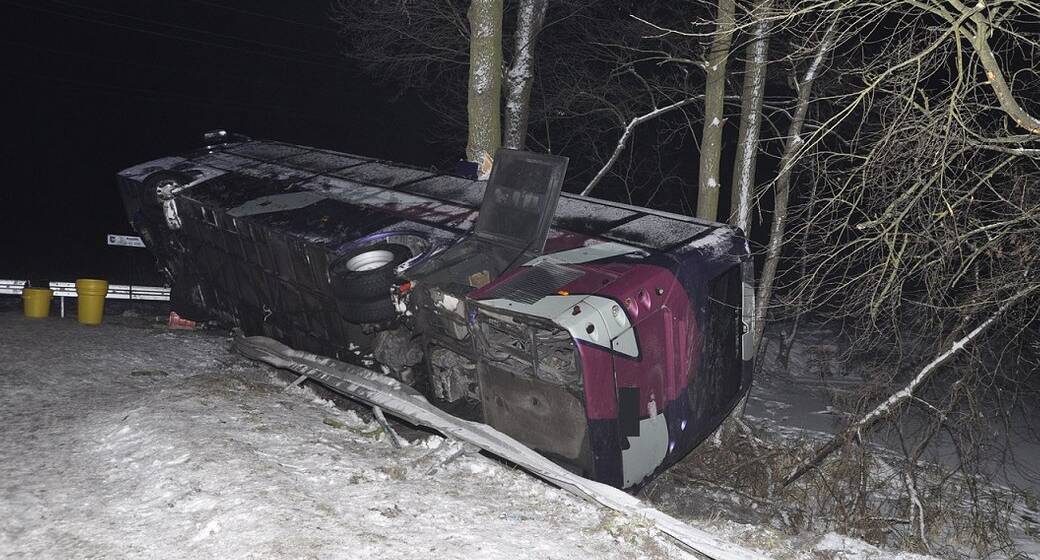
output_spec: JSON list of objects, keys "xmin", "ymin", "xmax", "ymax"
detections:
[{"xmin": 580, "ymin": 97, "xmax": 701, "ymax": 196}]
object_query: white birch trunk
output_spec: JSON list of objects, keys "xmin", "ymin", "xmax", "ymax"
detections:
[
  {"xmin": 753, "ymin": 20, "xmax": 836, "ymax": 354},
  {"xmin": 503, "ymin": 0, "xmax": 547, "ymax": 150},
  {"xmin": 729, "ymin": 1, "xmax": 771, "ymax": 234}
]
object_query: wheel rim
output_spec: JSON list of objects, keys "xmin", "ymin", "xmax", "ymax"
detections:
[{"xmin": 345, "ymin": 249, "xmax": 395, "ymax": 272}]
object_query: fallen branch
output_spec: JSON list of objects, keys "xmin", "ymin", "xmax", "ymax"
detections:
[
  {"xmin": 783, "ymin": 284, "xmax": 1038, "ymax": 487},
  {"xmin": 372, "ymin": 406, "xmax": 406, "ymax": 449}
]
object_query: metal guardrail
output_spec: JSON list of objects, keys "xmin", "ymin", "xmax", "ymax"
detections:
[
  {"xmin": 1, "ymin": 279, "xmax": 171, "ymax": 317},
  {"xmin": 0, "ymin": 279, "xmax": 170, "ymax": 301},
  {"xmin": 46, "ymin": 282, "xmax": 171, "ymax": 301}
]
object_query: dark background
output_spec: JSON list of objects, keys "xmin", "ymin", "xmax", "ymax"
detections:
[{"xmin": 2, "ymin": 0, "xmax": 455, "ymax": 285}]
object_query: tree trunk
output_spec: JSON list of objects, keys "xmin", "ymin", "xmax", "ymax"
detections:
[
  {"xmin": 466, "ymin": 0, "xmax": 504, "ymax": 178},
  {"xmin": 695, "ymin": 0, "xmax": 736, "ymax": 221},
  {"xmin": 503, "ymin": 0, "xmax": 547, "ymax": 150},
  {"xmin": 729, "ymin": 1, "xmax": 771, "ymax": 234},
  {"xmin": 753, "ymin": 20, "xmax": 836, "ymax": 354}
]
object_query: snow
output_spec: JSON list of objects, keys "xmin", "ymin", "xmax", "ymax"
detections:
[
  {"xmin": 603, "ymin": 214, "xmax": 711, "ymax": 248},
  {"xmin": 235, "ymin": 162, "xmax": 314, "ymax": 183},
  {"xmin": 551, "ymin": 197, "xmax": 637, "ymax": 235},
  {"xmin": 331, "ymin": 162, "xmax": 433, "ymax": 188},
  {"xmin": 280, "ymin": 151, "xmax": 369, "ymax": 174},
  {"xmin": 473, "ymin": 57, "xmax": 491, "ymax": 94},
  {"xmin": 0, "ymin": 313, "xmax": 687, "ymax": 559},
  {"xmin": 5, "ymin": 310, "xmax": 1034, "ymax": 558},
  {"xmin": 473, "ymin": 4, "xmax": 496, "ymax": 37},
  {"xmin": 677, "ymin": 228, "xmax": 733, "ymax": 259},
  {"xmin": 401, "ymin": 176, "xmax": 487, "ymax": 208},
  {"xmin": 504, "ymin": 0, "xmax": 542, "ymax": 148},
  {"xmin": 814, "ymin": 532, "xmax": 933, "ymax": 560},
  {"xmin": 234, "ymin": 336, "xmax": 777, "ymax": 559},
  {"xmin": 226, "ymin": 141, "xmax": 310, "ymax": 161},
  {"xmin": 192, "ymin": 151, "xmax": 259, "ymax": 171},
  {"xmin": 309, "ymin": 176, "xmax": 460, "ymax": 222}
]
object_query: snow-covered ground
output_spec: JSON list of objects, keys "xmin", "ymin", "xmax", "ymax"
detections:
[
  {"xmin": 0, "ymin": 310, "xmax": 1002, "ymax": 559},
  {"xmin": 0, "ymin": 312, "xmax": 687, "ymax": 558}
]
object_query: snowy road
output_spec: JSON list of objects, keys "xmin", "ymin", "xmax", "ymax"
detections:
[{"xmin": 0, "ymin": 313, "xmax": 688, "ymax": 559}]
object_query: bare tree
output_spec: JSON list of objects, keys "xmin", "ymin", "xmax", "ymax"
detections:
[
  {"xmin": 729, "ymin": 0, "xmax": 771, "ymax": 234},
  {"xmin": 752, "ymin": 15, "xmax": 837, "ymax": 353},
  {"xmin": 332, "ymin": 0, "xmax": 551, "ymax": 168},
  {"xmin": 579, "ymin": 96, "xmax": 702, "ymax": 197},
  {"xmin": 503, "ymin": 0, "xmax": 548, "ymax": 150},
  {"xmin": 763, "ymin": 7, "xmax": 1040, "ymax": 542}
]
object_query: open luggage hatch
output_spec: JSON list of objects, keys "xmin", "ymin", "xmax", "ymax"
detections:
[
  {"xmin": 402, "ymin": 149, "xmax": 585, "ymax": 472},
  {"xmin": 405, "ymin": 149, "xmax": 568, "ymax": 292}
]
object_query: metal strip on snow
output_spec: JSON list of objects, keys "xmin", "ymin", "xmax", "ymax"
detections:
[{"xmin": 231, "ymin": 335, "xmax": 771, "ymax": 560}]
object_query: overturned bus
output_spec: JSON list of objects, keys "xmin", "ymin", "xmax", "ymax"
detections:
[{"xmin": 117, "ymin": 133, "xmax": 754, "ymax": 490}]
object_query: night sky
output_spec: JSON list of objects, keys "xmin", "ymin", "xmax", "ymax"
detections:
[{"xmin": 3, "ymin": 0, "xmax": 451, "ymax": 285}]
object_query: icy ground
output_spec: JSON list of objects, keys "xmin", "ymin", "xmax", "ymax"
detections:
[{"xmin": 0, "ymin": 311, "xmax": 959, "ymax": 559}]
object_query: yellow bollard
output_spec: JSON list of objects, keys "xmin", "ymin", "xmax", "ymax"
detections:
[
  {"xmin": 75, "ymin": 279, "xmax": 109, "ymax": 325},
  {"xmin": 22, "ymin": 288, "xmax": 53, "ymax": 318}
]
